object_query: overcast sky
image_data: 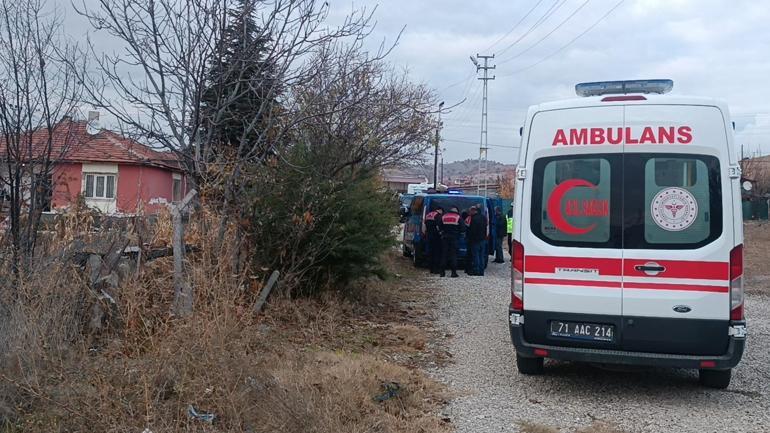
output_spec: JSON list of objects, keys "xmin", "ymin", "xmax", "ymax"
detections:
[
  {"xmin": 344, "ymin": 0, "xmax": 770, "ymax": 164},
  {"xmin": 62, "ymin": 0, "xmax": 770, "ymax": 165}
]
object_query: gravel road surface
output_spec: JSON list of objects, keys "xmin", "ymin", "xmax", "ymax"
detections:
[{"xmin": 430, "ymin": 261, "xmax": 770, "ymax": 433}]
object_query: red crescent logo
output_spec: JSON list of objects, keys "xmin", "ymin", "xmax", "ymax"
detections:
[{"xmin": 546, "ymin": 179, "xmax": 598, "ymax": 235}]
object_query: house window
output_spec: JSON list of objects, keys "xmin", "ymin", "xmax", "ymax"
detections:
[
  {"xmin": 172, "ymin": 175, "xmax": 182, "ymax": 202},
  {"xmin": 84, "ymin": 174, "xmax": 116, "ymax": 199}
]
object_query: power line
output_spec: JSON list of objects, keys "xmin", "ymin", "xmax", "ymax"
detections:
[
  {"xmin": 482, "ymin": 0, "xmax": 547, "ymax": 52},
  {"xmin": 496, "ymin": 0, "xmax": 568, "ymax": 57},
  {"xmin": 498, "ymin": 0, "xmax": 625, "ymax": 78},
  {"xmin": 498, "ymin": 0, "xmax": 592, "ymax": 66}
]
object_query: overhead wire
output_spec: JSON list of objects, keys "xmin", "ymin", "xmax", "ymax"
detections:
[
  {"xmin": 496, "ymin": 0, "xmax": 569, "ymax": 57},
  {"xmin": 482, "ymin": 0, "xmax": 547, "ymax": 53},
  {"xmin": 498, "ymin": 0, "xmax": 625, "ymax": 78},
  {"xmin": 497, "ymin": 0, "xmax": 592, "ymax": 66}
]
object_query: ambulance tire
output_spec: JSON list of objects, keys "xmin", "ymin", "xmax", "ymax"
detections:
[
  {"xmin": 698, "ymin": 368, "xmax": 731, "ymax": 389},
  {"xmin": 516, "ymin": 354, "xmax": 544, "ymax": 375},
  {"xmin": 403, "ymin": 245, "xmax": 412, "ymax": 258}
]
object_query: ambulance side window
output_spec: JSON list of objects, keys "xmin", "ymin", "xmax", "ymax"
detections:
[{"xmin": 531, "ymin": 155, "xmax": 621, "ymax": 248}]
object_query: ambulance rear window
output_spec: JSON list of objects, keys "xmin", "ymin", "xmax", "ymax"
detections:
[
  {"xmin": 623, "ymin": 154, "xmax": 722, "ymax": 249},
  {"xmin": 531, "ymin": 155, "xmax": 622, "ymax": 248}
]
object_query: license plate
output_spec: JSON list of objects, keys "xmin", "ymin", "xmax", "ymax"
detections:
[{"xmin": 549, "ymin": 321, "xmax": 614, "ymax": 342}]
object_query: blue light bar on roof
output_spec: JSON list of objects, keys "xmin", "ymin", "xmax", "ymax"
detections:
[{"xmin": 575, "ymin": 79, "xmax": 673, "ymax": 97}]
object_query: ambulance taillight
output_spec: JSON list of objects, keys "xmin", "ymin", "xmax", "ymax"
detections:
[
  {"xmin": 730, "ymin": 244, "xmax": 744, "ymax": 321},
  {"xmin": 512, "ymin": 240, "xmax": 524, "ymax": 311}
]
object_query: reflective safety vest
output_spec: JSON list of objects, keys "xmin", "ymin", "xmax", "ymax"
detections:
[{"xmin": 507, "ymin": 217, "xmax": 514, "ymax": 234}]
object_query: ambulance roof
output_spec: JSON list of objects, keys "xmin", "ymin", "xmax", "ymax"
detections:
[{"xmin": 528, "ymin": 94, "xmax": 729, "ymax": 116}]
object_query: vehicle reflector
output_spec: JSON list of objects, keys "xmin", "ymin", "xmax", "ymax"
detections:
[
  {"xmin": 534, "ymin": 348, "xmax": 548, "ymax": 357},
  {"xmin": 730, "ymin": 245, "xmax": 744, "ymax": 321},
  {"xmin": 700, "ymin": 361, "xmax": 716, "ymax": 368},
  {"xmin": 601, "ymin": 95, "xmax": 647, "ymax": 102},
  {"xmin": 512, "ymin": 240, "xmax": 524, "ymax": 311}
]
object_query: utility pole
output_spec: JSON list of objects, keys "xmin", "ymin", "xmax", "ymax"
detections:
[
  {"xmin": 433, "ymin": 101, "xmax": 444, "ymax": 188},
  {"xmin": 471, "ymin": 54, "xmax": 495, "ymax": 196},
  {"xmin": 440, "ymin": 147, "xmax": 445, "ymax": 185}
]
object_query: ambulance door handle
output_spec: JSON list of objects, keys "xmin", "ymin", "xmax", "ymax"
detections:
[{"xmin": 635, "ymin": 262, "xmax": 665, "ymax": 276}]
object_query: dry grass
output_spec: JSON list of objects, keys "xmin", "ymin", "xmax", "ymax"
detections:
[
  {"xmin": 0, "ymin": 212, "xmax": 450, "ymax": 433},
  {"xmin": 743, "ymin": 221, "xmax": 770, "ymax": 294}
]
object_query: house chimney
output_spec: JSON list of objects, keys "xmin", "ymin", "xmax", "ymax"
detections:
[{"xmin": 87, "ymin": 111, "xmax": 100, "ymax": 135}]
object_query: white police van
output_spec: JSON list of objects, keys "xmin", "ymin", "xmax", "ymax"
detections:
[{"xmin": 509, "ymin": 80, "xmax": 746, "ymax": 388}]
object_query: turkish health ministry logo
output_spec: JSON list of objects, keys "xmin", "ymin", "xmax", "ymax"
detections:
[{"xmin": 651, "ymin": 187, "xmax": 698, "ymax": 231}]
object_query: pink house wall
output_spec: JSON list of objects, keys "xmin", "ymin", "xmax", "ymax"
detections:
[
  {"xmin": 51, "ymin": 162, "xmax": 184, "ymax": 214},
  {"xmin": 117, "ymin": 165, "xmax": 179, "ymax": 214},
  {"xmin": 52, "ymin": 163, "xmax": 82, "ymax": 209}
]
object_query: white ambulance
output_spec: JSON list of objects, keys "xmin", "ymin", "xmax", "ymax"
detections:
[{"xmin": 509, "ymin": 80, "xmax": 746, "ymax": 389}]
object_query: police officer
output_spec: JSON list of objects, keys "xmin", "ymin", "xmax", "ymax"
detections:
[
  {"xmin": 440, "ymin": 206, "xmax": 465, "ymax": 278},
  {"xmin": 425, "ymin": 207, "xmax": 444, "ymax": 274},
  {"xmin": 467, "ymin": 206, "xmax": 487, "ymax": 276}
]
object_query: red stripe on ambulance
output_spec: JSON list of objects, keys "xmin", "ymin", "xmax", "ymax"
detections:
[{"xmin": 526, "ymin": 256, "xmax": 728, "ymax": 281}]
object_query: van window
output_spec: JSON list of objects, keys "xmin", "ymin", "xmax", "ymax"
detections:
[
  {"xmin": 429, "ymin": 197, "xmax": 485, "ymax": 214},
  {"xmin": 531, "ymin": 155, "xmax": 622, "ymax": 248},
  {"xmin": 623, "ymin": 154, "xmax": 722, "ymax": 249},
  {"xmin": 410, "ymin": 196, "xmax": 424, "ymax": 215}
]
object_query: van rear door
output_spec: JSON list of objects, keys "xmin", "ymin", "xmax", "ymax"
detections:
[
  {"xmin": 620, "ymin": 105, "xmax": 733, "ymax": 356},
  {"xmin": 522, "ymin": 106, "xmax": 624, "ymax": 347}
]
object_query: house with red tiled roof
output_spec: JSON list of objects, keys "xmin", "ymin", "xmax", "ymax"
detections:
[{"xmin": 2, "ymin": 116, "xmax": 187, "ymax": 214}]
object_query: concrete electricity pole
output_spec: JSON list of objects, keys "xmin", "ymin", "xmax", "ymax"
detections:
[
  {"xmin": 471, "ymin": 54, "xmax": 495, "ymax": 196},
  {"xmin": 433, "ymin": 101, "xmax": 445, "ymax": 188}
]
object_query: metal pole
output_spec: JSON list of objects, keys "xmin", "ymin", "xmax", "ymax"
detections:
[{"xmin": 472, "ymin": 54, "xmax": 495, "ymax": 196}]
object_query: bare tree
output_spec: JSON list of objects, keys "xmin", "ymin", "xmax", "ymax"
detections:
[
  {"xmin": 291, "ymin": 48, "xmax": 438, "ymax": 179},
  {"xmin": 74, "ymin": 0, "xmax": 390, "ymax": 183},
  {"xmin": 0, "ymin": 0, "xmax": 84, "ymax": 272}
]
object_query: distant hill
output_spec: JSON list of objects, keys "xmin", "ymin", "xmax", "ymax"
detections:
[{"xmin": 413, "ymin": 158, "xmax": 516, "ymax": 181}]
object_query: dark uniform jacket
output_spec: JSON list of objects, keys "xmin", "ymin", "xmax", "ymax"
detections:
[
  {"xmin": 467, "ymin": 213, "xmax": 487, "ymax": 243},
  {"xmin": 440, "ymin": 211, "xmax": 465, "ymax": 237}
]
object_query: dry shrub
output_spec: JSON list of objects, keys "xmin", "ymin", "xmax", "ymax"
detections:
[{"xmin": 0, "ymin": 207, "xmax": 447, "ymax": 433}]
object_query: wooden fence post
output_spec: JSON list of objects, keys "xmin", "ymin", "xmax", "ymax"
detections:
[{"xmin": 172, "ymin": 189, "xmax": 198, "ymax": 316}]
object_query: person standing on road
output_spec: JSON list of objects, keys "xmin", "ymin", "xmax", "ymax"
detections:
[
  {"xmin": 440, "ymin": 206, "xmax": 465, "ymax": 278},
  {"xmin": 461, "ymin": 209, "xmax": 473, "ymax": 275},
  {"xmin": 467, "ymin": 206, "xmax": 488, "ymax": 276},
  {"xmin": 494, "ymin": 206, "xmax": 507, "ymax": 263},
  {"xmin": 507, "ymin": 204, "xmax": 514, "ymax": 256},
  {"xmin": 425, "ymin": 207, "xmax": 444, "ymax": 274}
]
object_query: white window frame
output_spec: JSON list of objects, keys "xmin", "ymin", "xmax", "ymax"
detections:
[{"xmin": 84, "ymin": 173, "xmax": 117, "ymax": 199}]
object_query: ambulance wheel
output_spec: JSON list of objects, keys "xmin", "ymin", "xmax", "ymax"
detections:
[
  {"xmin": 699, "ymin": 368, "xmax": 731, "ymax": 389},
  {"xmin": 516, "ymin": 354, "xmax": 544, "ymax": 375},
  {"xmin": 403, "ymin": 246, "xmax": 412, "ymax": 258}
]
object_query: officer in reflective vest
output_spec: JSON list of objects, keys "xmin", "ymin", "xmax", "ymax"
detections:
[
  {"xmin": 424, "ymin": 207, "xmax": 444, "ymax": 274},
  {"xmin": 440, "ymin": 206, "xmax": 466, "ymax": 278}
]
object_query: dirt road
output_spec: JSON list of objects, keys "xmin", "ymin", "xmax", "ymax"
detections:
[{"xmin": 430, "ymin": 261, "xmax": 770, "ymax": 433}]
